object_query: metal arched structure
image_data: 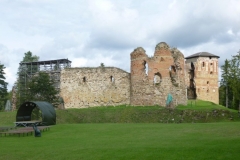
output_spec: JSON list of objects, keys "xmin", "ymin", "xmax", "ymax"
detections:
[{"xmin": 16, "ymin": 101, "xmax": 56, "ymax": 125}]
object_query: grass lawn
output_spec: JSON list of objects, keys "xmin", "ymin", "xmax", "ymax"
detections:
[{"xmin": 1, "ymin": 123, "xmax": 240, "ymax": 160}]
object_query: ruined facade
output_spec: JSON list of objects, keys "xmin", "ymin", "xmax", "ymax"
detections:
[
  {"xmin": 130, "ymin": 42, "xmax": 187, "ymax": 107},
  {"xmin": 59, "ymin": 42, "xmax": 219, "ymax": 109},
  {"xmin": 185, "ymin": 53, "xmax": 219, "ymax": 104},
  {"xmin": 60, "ymin": 67, "xmax": 130, "ymax": 108}
]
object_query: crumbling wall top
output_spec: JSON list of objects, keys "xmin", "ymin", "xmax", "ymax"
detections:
[
  {"xmin": 130, "ymin": 47, "xmax": 147, "ymax": 59},
  {"xmin": 155, "ymin": 42, "xmax": 170, "ymax": 51}
]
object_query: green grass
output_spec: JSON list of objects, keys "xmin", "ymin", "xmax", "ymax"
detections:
[
  {"xmin": 55, "ymin": 101, "xmax": 239, "ymax": 123},
  {"xmin": 1, "ymin": 100, "xmax": 239, "ymax": 125},
  {"xmin": 1, "ymin": 123, "xmax": 240, "ymax": 160},
  {"xmin": 0, "ymin": 100, "xmax": 240, "ymax": 159},
  {"xmin": 177, "ymin": 100, "xmax": 238, "ymax": 111}
]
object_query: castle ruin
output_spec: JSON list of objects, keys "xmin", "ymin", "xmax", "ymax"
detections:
[
  {"xmin": 14, "ymin": 42, "xmax": 219, "ymax": 109},
  {"xmin": 185, "ymin": 52, "xmax": 219, "ymax": 104},
  {"xmin": 60, "ymin": 42, "xmax": 200, "ymax": 108}
]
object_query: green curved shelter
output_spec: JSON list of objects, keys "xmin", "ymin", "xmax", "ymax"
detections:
[{"xmin": 16, "ymin": 101, "xmax": 56, "ymax": 125}]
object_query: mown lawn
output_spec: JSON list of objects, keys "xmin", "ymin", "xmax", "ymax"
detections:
[{"xmin": 1, "ymin": 123, "xmax": 240, "ymax": 160}]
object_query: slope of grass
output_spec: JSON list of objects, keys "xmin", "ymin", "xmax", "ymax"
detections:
[
  {"xmin": 55, "ymin": 100, "xmax": 239, "ymax": 124},
  {"xmin": 1, "ymin": 123, "xmax": 240, "ymax": 160},
  {"xmin": 177, "ymin": 100, "xmax": 237, "ymax": 111},
  {"xmin": 0, "ymin": 100, "xmax": 239, "ymax": 125}
]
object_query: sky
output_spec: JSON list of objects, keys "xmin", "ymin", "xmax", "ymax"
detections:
[{"xmin": 0, "ymin": 0, "xmax": 240, "ymax": 91}]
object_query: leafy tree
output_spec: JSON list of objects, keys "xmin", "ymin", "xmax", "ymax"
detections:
[
  {"xmin": 228, "ymin": 51, "xmax": 240, "ymax": 110},
  {"xmin": 16, "ymin": 51, "xmax": 40, "ymax": 106},
  {"xmin": 220, "ymin": 60, "xmax": 231, "ymax": 108},
  {"xmin": 0, "ymin": 63, "xmax": 8, "ymax": 110},
  {"xmin": 18, "ymin": 51, "xmax": 39, "ymax": 74},
  {"xmin": 220, "ymin": 50, "xmax": 240, "ymax": 110},
  {"xmin": 22, "ymin": 51, "xmax": 39, "ymax": 62},
  {"xmin": 26, "ymin": 72, "xmax": 59, "ymax": 106}
]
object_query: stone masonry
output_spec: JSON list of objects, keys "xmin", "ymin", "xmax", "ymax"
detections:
[
  {"xmin": 130, "ymin": 42, "xmax": 187, "ymax": 107},
  {"xmin": 60, "ymin": 67, "xmax": 130, "ymax": 108},
  {"xmin": 60, "ymin": 42, "xmax": 219, "ymax": 109},
  {"xmin": 185, "ymin": 56, "xmax": 219, "ymax": 104}
]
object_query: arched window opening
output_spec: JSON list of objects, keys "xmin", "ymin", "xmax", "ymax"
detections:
[
  {"xmin": 83, "ymin": 77, "xmax": 86, "ymax": 82},
  {"xmin": 207, "ymin": 81, "xmax": 209, "ymax": 84},
  {"xmin": 154, "ymin": 72, "xmax": 162, "ymax": 85},
  {"xmin": 110, "ymin": 76, "xmax": 114, "ymax": 82},
  {"xmin": 202, "ymin": 62, "xmax": 205, "ymax": 67},
  {"xmin": 143, "ymin": 60, "xmax": 148, "ymax": 75}
]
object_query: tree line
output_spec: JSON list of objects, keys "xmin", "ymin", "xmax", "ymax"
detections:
[
  {"xmin": 219, "ymin": 50, "xmax": 240, "ymax": 111},
  {"xmin": 0, "ymin": 63, "xmax": 8, "ymax": 110}
]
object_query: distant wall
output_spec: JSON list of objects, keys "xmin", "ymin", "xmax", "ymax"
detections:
[{"xmin": 60, "ymin": 67, "xmax": 130, "ymax": 108}]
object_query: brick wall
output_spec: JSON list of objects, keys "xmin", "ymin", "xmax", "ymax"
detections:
[
  {"xmin": 185, "ymin": 57, "xmax": 219, "ymax": 104},
  {"xmin": 130, "ymin": 42, "xmax": 187, "ymax": 107}
]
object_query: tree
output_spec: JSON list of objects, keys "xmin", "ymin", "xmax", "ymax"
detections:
[
  {"xmin": 18, "ymin": 51, "xmax": 39, "ymax": 74},
  {"xmin": 22, "ymin": 51, "xmax": 39, "ymax": 62},
  {"xmin": 220, "ymin": 50, "xmax": 240, "ymax": 111},
  {"xmin": 0, "ymin": 63, "xmax": 8, "ymax": 110},
  {"xmin": 220, "ymin": 59, "xmax": 231, "ymax": 108},
  {"xmin": 26, "ymin": 72, "xmax": 59, "ymax": 106},
  {"xmin": 228, "ymin": 51, "xmax": 240, "ymax": 110},
  {"xmin": 16, "ymin": 51, "xmax": 40, "ymax": 106}
]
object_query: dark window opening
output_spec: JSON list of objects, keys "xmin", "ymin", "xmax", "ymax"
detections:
[
  {"xmin": 171, "ymin": 65, "xmax": 176, "ymax": 72},
  {"xmin": 202, "ymin": 62, "xmax": 205, "ymax": 67},
  {"xmin": 210, "ymin": 71, "xmax": 213, "ymax": 74},
  {"xmin": 83, "ymin": 77, "xmax": 86, "ymax": 82},
  {"xmin": 154, "ymin": 72, "xmax": 162, "ymax": 85},
  {"xmin": 207, "ymin": 81, "xmax": 209, "ymax": 84},
  {"xmin": 110, "ymin": 76, "xmax": 114, "ymax": 82},
  {"xmin": 210, "ymin": 63, "xmax": 213, "ymax": 65}
]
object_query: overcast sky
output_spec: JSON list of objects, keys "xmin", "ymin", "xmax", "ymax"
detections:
[{"xmin": 0, "ymin": 0, "xmax": 240, "ymax": 91}]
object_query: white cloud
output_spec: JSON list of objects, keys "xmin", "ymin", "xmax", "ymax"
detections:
[{"xmin": 0, "ymin": 0, "xmax": 240, "ymax": 91}]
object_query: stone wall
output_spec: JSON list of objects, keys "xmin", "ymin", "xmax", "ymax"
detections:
[
  {"xmin": 60, "ymin": 67, "xmax": 130, "ymax": 108},
  {"xmin": 130, "ymin": 42, "xmax": 187, "ymax": 107},
  {"xmin": 185, "ymin": 57, "xmax": 219, "ymax": 104},
  {"xmin": 59, "ymin": 42, "xmax": 218, "ymax": 108}
]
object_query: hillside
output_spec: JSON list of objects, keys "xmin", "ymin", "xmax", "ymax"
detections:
[{"xmin": 0, "ymin": 100, "xmax": 239, "ymax": 126}]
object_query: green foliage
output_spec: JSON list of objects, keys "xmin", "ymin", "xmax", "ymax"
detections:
[
  {"xmin": 16, "ymin": 51, "xmax": 40, "ymax": 106},
  {"xmin": 26, "ymin": 72, "xmax": 59, "ymax": 106},
  {"xmin": 22, "ymin": 51, "xmax": 39, "ymax": 62},
  {"xmin": 18, "ymin": 51, "xmax": 39, "ymax": 74},
  {"xmin": 100, "ymin": 63, "xmax": 105, "ymax": 67},
  {"xmin": 220, "ymin": 50, "xmax": 240, "ymax": 110},
  {"xmin": 0, "ymin": 63, "xmax": 8, "ymax": 111}
]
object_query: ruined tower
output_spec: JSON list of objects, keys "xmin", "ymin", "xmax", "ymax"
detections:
[
  {"xmin": 185, "ymin": 52, "xmax": 220, "ymax": 104},
  {"xmin": 130, "ymin": 42, "xmax": 187, "ymax": 107}
]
